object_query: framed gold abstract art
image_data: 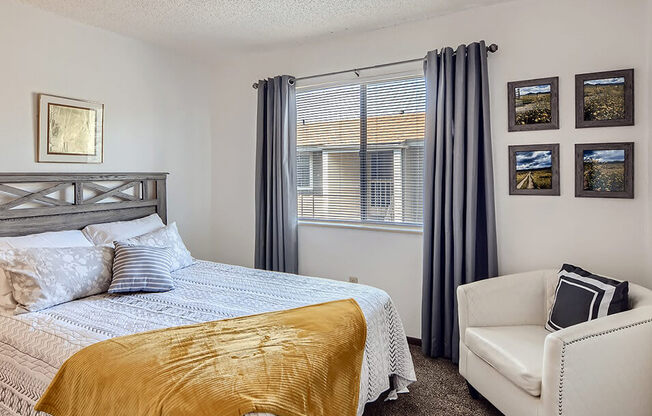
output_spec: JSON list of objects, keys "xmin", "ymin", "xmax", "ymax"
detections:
[{"xmin": 38, "ymin": 94, "xmax": 104, "ymax": 163}]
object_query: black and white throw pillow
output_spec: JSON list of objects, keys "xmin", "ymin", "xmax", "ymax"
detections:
[
  {"xmin": 546, "ymin": 264, "xmax": 629, "ymax": 331},
  {"xmin": 108, "ymin": 242, "xmax": 173, "ymax": 293}
]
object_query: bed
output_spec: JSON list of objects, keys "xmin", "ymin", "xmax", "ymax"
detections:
[{"xmin": 0, "ymin": 173, "xmax": 416, "ymax": 416}]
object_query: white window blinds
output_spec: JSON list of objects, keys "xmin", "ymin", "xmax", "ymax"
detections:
[{"xmin": 296, "ymin": 76, "xmax": 425, "ymax": 226}]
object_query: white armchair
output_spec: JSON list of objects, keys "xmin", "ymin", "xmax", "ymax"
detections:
[{"xmin": 457, "ymin": 270, "xmax": 652, "ymax": 416}]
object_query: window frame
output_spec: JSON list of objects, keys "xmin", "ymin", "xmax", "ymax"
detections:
[{"xmin": 296, "ymin": 69, "xmax": 425, "ymax": 229}]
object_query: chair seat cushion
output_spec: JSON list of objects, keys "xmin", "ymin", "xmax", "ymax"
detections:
[{"xmin": 465, "ymin": 325, "xmax": 548, "ymax": 396}]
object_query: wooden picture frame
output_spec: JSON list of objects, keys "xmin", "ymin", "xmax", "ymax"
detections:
[
  {"xmin": 575, "ymin": 69, "xmax": 634, "ymax": 128},
  {"xmin": 38, "ymin": 94, "xmax": 104, "ymax": 164},
  {"xmin": 575, "ymin": 142, "xmax": 634, "ymax": 198},
  {"xmin": 509, "ymin": 144, "xmax": 560, "ymax": 195},
  {"xmin": 508, "ymin": 77, "xmax": 559, "ymax": 132}
]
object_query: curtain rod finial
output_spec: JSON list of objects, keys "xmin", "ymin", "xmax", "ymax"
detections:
[
  {"xmin": 252, "ymin": 82, "xmax": 259, "ymax": 89},
  {"xmin": 487, "ymin": 43, "xmax": 498, "ymax": 53}
]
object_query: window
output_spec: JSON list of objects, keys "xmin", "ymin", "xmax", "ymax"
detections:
[
  {"xmin": 296, "ymin": 76, "xmax": 425, "ymax": 226},
  {"xmin": 369, "ymin": 151, "xmax": 393, "ymax": 216},
  {"xmin": 297, "ymin": 153, "xmax": 313, "ymax": 191}
]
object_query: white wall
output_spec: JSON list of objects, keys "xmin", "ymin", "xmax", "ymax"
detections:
[
  {"xmin": 0, "ymin": 0, "xmax": 214, "ymax": 259},
  {"xmin": 211, "ymin": 0, "xmax": 652, "ymax": 337}
]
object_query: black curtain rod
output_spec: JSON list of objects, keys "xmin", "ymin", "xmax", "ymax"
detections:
[{"xmin": 252, "ymin": 43, "xmax": 498, "ymax": 89}]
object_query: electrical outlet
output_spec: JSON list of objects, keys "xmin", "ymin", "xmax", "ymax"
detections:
[{"xmin": 348, "ymin": 276, "xmax": 359, "ymax": 283}]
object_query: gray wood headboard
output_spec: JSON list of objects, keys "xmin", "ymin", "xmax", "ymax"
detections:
[{"xmin": 0, "ymin": 173, "xmax": 168, "ymax": 237}]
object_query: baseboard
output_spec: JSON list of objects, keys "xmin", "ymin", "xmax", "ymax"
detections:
[{"xmin": 406, "ymin": 336, "xmax": 422, "ymax": 346}]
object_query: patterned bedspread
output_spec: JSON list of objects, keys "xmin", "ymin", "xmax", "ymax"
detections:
[{"xmin": 0, "ymin": 261, "xmax": 416, "ymax": 416}]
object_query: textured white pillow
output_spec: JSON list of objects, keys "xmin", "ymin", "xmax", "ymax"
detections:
[
  {"xmin": 82, "ymin": 213, "xmax": 164, "ymax": 246},
  {"xmin": 121, "ymin": 222, "xmax": 193, "ymax": 272},
  {"xmin": 0, "ymin": 247, "xmax": 114, "ymax": 314},
  {"xmin": 0, "ymin": 230, "xmax": 94, "ymax": 316},
  {"xmin": 0, "ymin": 267, "xmax": 14, "ymax": 316},
  {"xmin": 0, "ymin": 243, "xmax": 15, "ymax": 316}
]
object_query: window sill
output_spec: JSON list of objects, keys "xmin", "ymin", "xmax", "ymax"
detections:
[{"xmin": 298, "ymin": 220, "xmax": 423, "ymax": 235}]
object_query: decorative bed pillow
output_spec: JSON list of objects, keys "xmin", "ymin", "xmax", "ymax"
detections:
[
  {"xmin": 0, "ymin": 250, "xmax": 15, "ymax": 315},
  {"xmin": 546, "ymin": 264, "xmax": 629, "ymax": 331},
  {"xmin": 0, "ymin": 247, "xmax": 114, "ymax": 314},
  {"xmin": 109, "ymin": 243, "xmax": 173, "ymax": 293},
  {"xmin": 0, "ymin": 230, "xmax": 94, "ymax": 316},
  {"xmin": 82, "ymin": 213, "xmax": 164, "ymax": 246},
  {"xmin": 121, "ymin": 223, "xmax": 193, "ymax": 272},
  {"xmin": 0, "ymin": 268, "xmax": 15, "ymax": 316}
]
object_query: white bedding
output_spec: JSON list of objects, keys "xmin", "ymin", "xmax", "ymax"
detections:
[{"xmin": 0, "ymin": 260, "xmax": 416, "ymax": 416}]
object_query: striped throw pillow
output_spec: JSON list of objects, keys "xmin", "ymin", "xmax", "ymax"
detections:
[{"xmin": 109, "ymin": 242, "xmax": 173, "ymax": 293}]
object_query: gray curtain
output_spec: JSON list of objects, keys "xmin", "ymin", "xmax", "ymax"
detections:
[
  {"xmin": 421, "ymin": 41, "xmax": 498, "ymax": 362},
  {"xmin": 254, "ymin": 75, "xmax": 298, "ymax": 274}
]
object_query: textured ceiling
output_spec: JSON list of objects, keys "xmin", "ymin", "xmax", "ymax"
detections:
[{"xmin": 20, "ymin": 0, "xmax": 512, "ymax": 57}]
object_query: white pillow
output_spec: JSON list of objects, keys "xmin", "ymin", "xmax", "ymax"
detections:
[
  {"xmin": 0, "ymin": 270, "xmax": 15, "ymax": 316},
  {"xmin": 0, "ymin": 230, "xmax": 93, "ymax": 316},
  {"xmin": 82, "ymin": 213, "xmax": 164, "ymax": 246},
  {"xmin": 0, "ymin": 229, "xmax": 93, "ymax": 249},
  {"xmin": 0, "ymin": 247, "xmax": 114, "ymax": 314},
  {"xmin": 120, "ymin": 222, "xmax": 193, "ymax": 272}
]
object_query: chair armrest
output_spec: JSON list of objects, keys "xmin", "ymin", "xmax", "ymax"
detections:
[
  {"xmin": 457, "ymin": 270, "xmax": 549, "ymax": 344},
  {"xmin": 542, "ymin": 306, "xmax": 652, "ymax": 416}
]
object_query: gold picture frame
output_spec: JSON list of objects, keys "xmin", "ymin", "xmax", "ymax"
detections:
[{"xmin": 38, "ymin": 94, "xmax": 104, "ymax": 163}]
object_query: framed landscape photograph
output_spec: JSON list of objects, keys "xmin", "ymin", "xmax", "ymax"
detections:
[
  {"xmin": 575, "ymin": 69, "xmax": 634, "ymax": 128},
  {"xmin": 575, "ymin": 142, "xmax": 634, "ymax": 198},
  {"xmin": 509, "ymin": 144, "xmax": 560, "ymax": 195},
  {"xmin": 38, "ymin": 94, "xmax": 104, "ymax": 163},
  {"xmin": 508, "ymin": 77, "xmax": 559, "ymax": 132}
]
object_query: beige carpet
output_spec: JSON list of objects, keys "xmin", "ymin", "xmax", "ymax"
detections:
[{"xmin": 363, "ymin": 345, "xmax": 502, "ymax": 415}]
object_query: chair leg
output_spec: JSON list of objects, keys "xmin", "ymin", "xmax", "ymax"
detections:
[{"xmin": 466, "ymin": 381, "xmax": 480, "ymax": 400}]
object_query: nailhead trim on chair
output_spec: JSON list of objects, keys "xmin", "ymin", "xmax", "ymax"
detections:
[{"xmin": 557, "ymin": 318, "xmax": 652, "ymax": 415}]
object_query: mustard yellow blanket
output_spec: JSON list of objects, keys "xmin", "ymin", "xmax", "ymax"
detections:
[{"xmin": 35, "ymin": 299, "xmax": 366, "ymax": 416}]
